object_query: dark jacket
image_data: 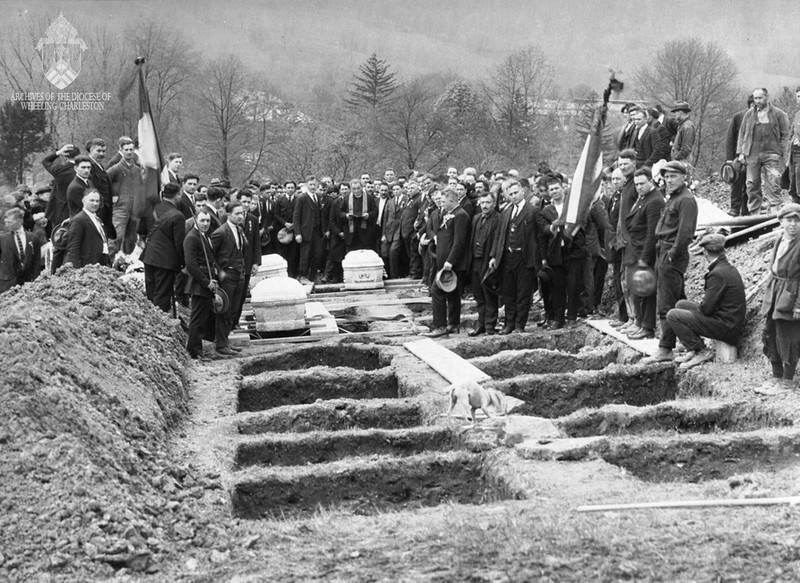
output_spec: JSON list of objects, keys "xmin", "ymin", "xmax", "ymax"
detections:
[
  {"xmin": 42, "ymin": 152, "xmax": 75, "ymax": 228},
  {"xmin": 211, "ymin": 222, "xmax": 245, "ymax": 277},
  {"xmin": 381, "ymin": 195, "xmax": 402, "ymax": 243},
  {"xmin": 434, "ymin": 205, "xmax": 470, "ymax": 271},
  {"xmin": 650, "ymin": 120, "xmax": 672, "ymax": 162},
  {"xmin": 655, "ymin": 185, "xmax": 698, "ymax": 261},
  {"xmin": 0, "ymin": 229, "xmax": 41, "ymax": 294},
  {"xmin": 65, "ymin": 210, "xmax": 109, "ymax": 268},
  {"xmin": 737, "ymin": 104, "xmax": 790, "ymax": 159},
  {"xmin": 292, "ymin": 191, "xmax": 321, "ymax": 241},
  {"xmin": 634, "ymin": 125, "xmax": 662, "ymax": 168},
  {"xmin": 242, "ymin": 212, "xmax": 262, "ymax": 272},
  {"xmin": 491, "ymin": 201, "xmax": 540, "ymax": 270},
  {"xmin": 140, "ymin": 200, "xmax": 186, "ymax": 271},
  {"xmin": 176, "ymin": 192, "xmax": 197, "ymax": 220},
  {"xmin": 183, "ymin": 227, "xmax": 217, "ymax": 297},
  {"xmin": 469, "ymin": 209, "xmax": 500, "ymax": 275},
  {"xmin": 672, "ymin": 118, "xmax": 696, "ymax": 161},
  {"xmin": 624, "ymin": 188, "xmax": 665, "ymax": 266},
  {"xmin": 701, "ymin": 255, "xmax": 745, "ymax": 344},
  {"xmin": 274, "ymin": 194, "xmax": 295, "ymax": 230},
  {"xmin": 399, "ymin": 191, "xmax": 422, "ymax": 239},
  {"xmin": 725, "ymin": 108, "xmax": 748, "ymax": 161},
  {"xmin": 67, "ymin": 176, "xmax": 92, "ymax": 218},
  {"xmin": 584, "ymin": 198, "xmax": 611, "ymax": 259}
]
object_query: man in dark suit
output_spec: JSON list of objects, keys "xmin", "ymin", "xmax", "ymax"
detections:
[
  {"xmin": 489, "ymin": 178, "xmax": 541, "ymax": 334},
  {"xmin": 623, "ymin": 167, "xmax": 665, "ymax": 340},
  {"xmin": 176, "ymin": 174, "xmax": 199, "ymax": 220},
  {"xmin": 381, "ymin": 183, "xmax": 403, "ymax": 278},
  {"xmin": 140, "ymin": 183, "xmax": 186, "ymax": 313},
  {"xmin": 0, "ymin": 208, "xmax": 41, "ymax": 294},
  {"xmin": 424, "ymin": 186, "xmax": 470, "ymax": 338},
  {"xmin": 275, "ymin": 181, "xmax": 299, "ymax": 277},
  {"xmin": 469, "ymin": 191, "xmax": 501, "ymax": 336},
  {"xmin": 235, "ymin": 191, "xmax": 263, "ymax": 324},
  {"xmin": 400, "ymin": 179, "xmax": 423, "ymax": 278},
  {"xmin": 66, "ymin": 155, "xmax": 94, "ymax": 217},
  {"xmin": 211, "ymin": 201, "xmax": 247, "ymax": 356},
  {"xmin": 647, "ymin": 107, "xmax": 672, "ymax": 163},
  {"xmin": 293, "ymin": 176, "xmax": 323, "ymax": 283},
  {"xmin": 161, "ymin": 153, "xmax": 182, "ymax": 187},
  {"xmin": 632, "ymin": 109, "xmax": 662, "ymax": 168},
  {"xmin": 42, "ymin": 143, "xmax": 78, "ymax": 232},
  {"xmin": 65, "ymin": 190, "xmax": 111, "ymax": 268},
  {"xmin": 183, "ymin": 210, "xmax": 218, "ymax": 360},
  {"xmin": 726, "ymin": 96, "xmax": 753, "ymax": 216},
  {"xmin": 337, "ymin": 179, "xmax": 377, "ymax": 252},
  {"xmin": 85, "ymin": 138, "xmax": 115, "ymax": 239}
]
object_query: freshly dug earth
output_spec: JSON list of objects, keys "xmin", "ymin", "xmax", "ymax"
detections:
[{"xmin": 0, "ymin": 266, "xmax": 195, "ymax": 579}]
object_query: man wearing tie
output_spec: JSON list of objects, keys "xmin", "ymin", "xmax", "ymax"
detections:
[
  {"xmin": 0, "ymin": 208, "xmax": 41, "ymax": 294},
  {"xmin": 177, "ymin": 174, "xmax": 199, "ymax": 220},
  {"xmin": 183, "ymin": 210, "xmax": 219, "ymax": 360},
  {"xmin": 469, "ymin": 191, "xmax": 501, "ymax": 335},
  {"xmin": 293, "ymin": 176, "xmax": 323, "ymax": 284},
  {"xmin": 212, "ymin": 201, "xmax": 247, "ymax": 355},
  {"xmin": 489, "ymin": 179, "xmax": 541, "ymax": 334},
  {"xmin": 65, "ymin": 190, "xmax": 111, "ymax": 268}
]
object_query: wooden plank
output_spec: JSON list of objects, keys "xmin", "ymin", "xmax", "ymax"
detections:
[
  {"xmin": 725, "ymin": 218, "xmax": 779, "ymax": 244},
  {"xmin": 585, "ymin": 320, "xmax": 661, "ymax": 356},
  {"xmin": 249, "ymin": 328, "xmax": 416, "ymax": 346},
  {"xmin": 404, "ymin": 338, "xmax": 491, "ymax": 385}
]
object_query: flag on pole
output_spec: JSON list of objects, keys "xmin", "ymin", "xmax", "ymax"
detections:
[
  {"xmin": 564, "ymin": 107, "xmax": 605, "ymax": 229},
  {"xmin": 134, "ymin": 58, "xmax": 162, "ymax": 220},
  {"xmin": 119, "ymin": 57, "xmax": 163, "ymax": 220}
]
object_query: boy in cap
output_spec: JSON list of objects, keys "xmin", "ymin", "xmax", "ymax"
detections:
[
  {"xmin": 757, "ymin": 203, "xmax": 800, "ymax": 394},
  {"xmin": 647, "ymin": 233, "xmax": 745, "ymax": 368}
]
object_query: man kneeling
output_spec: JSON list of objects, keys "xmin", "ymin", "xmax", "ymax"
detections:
[{"xmin": 648, "ymin": 233, "xmax": 745, "ymax": 368}]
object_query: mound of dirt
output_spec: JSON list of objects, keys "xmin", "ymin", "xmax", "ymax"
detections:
[{"xmin": 0, "ymin": 266, "xmax": 191, "ymax": 579}]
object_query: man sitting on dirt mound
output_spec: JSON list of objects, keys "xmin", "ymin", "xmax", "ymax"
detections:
[{"xmin": 643, "ymin": 233, "xmax": 745, "ymax": 369}]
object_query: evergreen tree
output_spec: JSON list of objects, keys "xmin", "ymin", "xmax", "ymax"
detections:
[
  {"xmin": 345, "ymin": 53, "xmax": 398, "ymax": 110},
  {"xmin": 0, "ymin": 100, "xmax": 51, "ymax": 185}
]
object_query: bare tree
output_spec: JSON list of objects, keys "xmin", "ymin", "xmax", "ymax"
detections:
[
  {"xmin": 483, "ymin": 45, "xmax": 554, "ymax": 151},
  {"xmin": 635, "ymin": 37, "xmax": 740, "ymax": 171}
]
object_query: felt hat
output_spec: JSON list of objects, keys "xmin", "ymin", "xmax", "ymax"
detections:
[
  {"xmin": 212, "ymin": 287, "xmax": 230, "ymax": 315},
  {"xmin": 628, "ymin": 266, "xmax": 656, "ymax": 298},
  {"xmin": 435, "ymin": 267, "xmax": 457, "ymax": 293},
  {"xmin": 536, "ymin": 265, "xmax": 553, "ymax": 284},
  {"xmin": 660, "ymin": 161, "xmax": 688, "ymax": 176},
  {"xmin": 778, "ymin": 203, "xmax": 800, "ymax": 220},
  {"xmin": 671, "ymin": 101, "xmax": 691, "ymax": 113},
  {"xmin": 277, "ymin": 227, "xmax": 293, "ymax": 244},
  {"xmin": 697, "ymin": 233, "xmax": 726, "ymax": 253},
  {"xmin": 720, "ymin": 161, "xmax": 739, "ymax": 185}
]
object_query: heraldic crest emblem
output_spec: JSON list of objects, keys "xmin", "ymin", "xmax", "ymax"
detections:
[{"xmin": 36, "ymin": 13, "xmax": 87, "ymax": 90}]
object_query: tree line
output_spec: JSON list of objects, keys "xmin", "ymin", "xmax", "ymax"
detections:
[{"xmin": 0, "ymin": 13, "xmax": 796, "ymax": 188}]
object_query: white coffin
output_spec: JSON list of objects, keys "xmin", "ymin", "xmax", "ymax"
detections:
[
  {"xmin": 250, "ymin": 276, "xmax": 307, "ymax": 331},
  {"xmin": 342, "ymin": 249, "xmax": 384, "ymax": 290},
  {"xmin": 250, "ymin": 254, "xmax": 288, "ymax": 289}
]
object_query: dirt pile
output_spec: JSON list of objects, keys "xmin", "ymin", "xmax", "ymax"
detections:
[{"xmin": 0, "ymin": 266, "xmax": 191, "ymax": 579}]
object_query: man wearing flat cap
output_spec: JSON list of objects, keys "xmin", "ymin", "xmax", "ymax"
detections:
[
  {"xmin": 670, "ymin": 101, "xmax": 696, "ymax": 163},
  {"xmin": 736, "ymin": 88, "xmax": 790, "ymax": 215},
  {"xmin": 647, "ymin": 233, "xmax": 745, "ymax": 368},
  {"xmin": 758, "ymin": 203, "xmax": 800, "ymax": 394},
  {"xmin": 647, "ymin": 161, "xmax": 698, "ymax": 362}
]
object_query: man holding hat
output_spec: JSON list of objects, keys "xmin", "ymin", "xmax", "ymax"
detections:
[
  {"xmin": 647, "ymin": 233, "xmax": 745, "ymax": 368},
  {"xmin": 183, "ymin": 210, "xmax": 219, "ymax": 360},
  {"xmin": 757, "ymin": 203, "xmax": 800, "ymax": 394},
  {"xmin": 424, "ymin": 186, "xmax": 469, "ymax": 338},
  {"xmin": 649, "ymin": 161, "xmax": 698, "ymax": 362},
  {"xmin": 724, "ymin": 95, "xmax": 754, "ymax": 217},
  {"xmin": 670, "ymin": 101, "xmax": 695, "ymax": 163}
]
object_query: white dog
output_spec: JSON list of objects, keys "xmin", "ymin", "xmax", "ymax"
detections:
[{"xmin": 446, "ymin": 380, "xmax": 506, "ymax": 424}]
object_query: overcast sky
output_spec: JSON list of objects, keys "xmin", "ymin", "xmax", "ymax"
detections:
[{"xmin": 7, "ymin": 0, "xmax": 800, "ymax": 100}]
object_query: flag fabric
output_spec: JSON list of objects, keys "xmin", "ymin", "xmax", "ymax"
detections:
[
  {"xmin": 134, "ymin": 60, "xmax": 163, "ymax": 220},
  {"xmin": 565, "ymin": 105, "xmax": 606, "ymax": 230}
]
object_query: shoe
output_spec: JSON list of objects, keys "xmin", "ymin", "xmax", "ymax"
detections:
[
  {"xmin": 679, "ymin": 348, "xmax": 714, "ymax": 369},
  {"xmin": 498, "ymin": 327, "xmax": 514, "ymax": 335},
  {"xmin": 446, "ymin": 325, "xmax": 460, "ymax": 334},
  {"xmin": 674, "ymin": 351, "xmax": 696, "ymax": 364},
  {"xmin": 727, "ymin": 209, "xmax": 740, "ymax": 217},
  {"xmin": 514, "ymin": 326, "xmax": 525, "ymax": 334},
  {"xmin": 609, "ymin": 320, "xmax": 628, "ymax": 329},
  {"xmin": 468, "ymin": 327, "xmax": 486, "ymax": 337},
  {"xmin": 565, "ymin": 319, "xmax": 577, "ymax": 327},
  {"xmin": 641, "ymin": 348, "xmax": 674, "ymax": 364},
  {"xmin": 550, "ymin": 321, "xmax": 564, "ymax": 330},
  {"xmin": 423, "ymin": 327, "xmax": 449, "ymax": 338},
  {"xmin": 619, "ymin": 322, "xmax": 638, "ymax": 334},
  {"xmin": 216, "ymin": 347, "xmax": 237, "ymax": 356},
  {"xmin": 485, "ymin": 328, "xmax": 496, "ymax": 336},
  {"xmin": 754, "ymin": 379, "xmax": 791, "ymax": 395},
  {"xmin": 628, "ymin": 327, "xmax": 655, "ymax": 340},
  {"xmin": 229, "ymin": 345, "xmax": 242, "ymax": 353}
]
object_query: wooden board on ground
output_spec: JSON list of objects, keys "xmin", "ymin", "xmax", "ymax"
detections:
[
  {"xmin": 249, "ymin": 328, "xmax": 416, "ymax": 346},
  {"xmin": 696, "ymin": 198, "xmax": 735, "ymax": 233},
  {"xmin": 587, "ymin": 319, "xmax": 661, "ymax": 356},
  {"xmin": 305, "ymin": 301, "xmax": 339, "ymax": 337},
  {"xmin": 404, "ymin": 337, "xmax": 491, "ymax": 385}
]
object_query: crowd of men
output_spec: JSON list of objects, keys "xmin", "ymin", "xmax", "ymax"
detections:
[{"xmin": 1, "ymin": 89, "xmax": 799, "ymax": 382}]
